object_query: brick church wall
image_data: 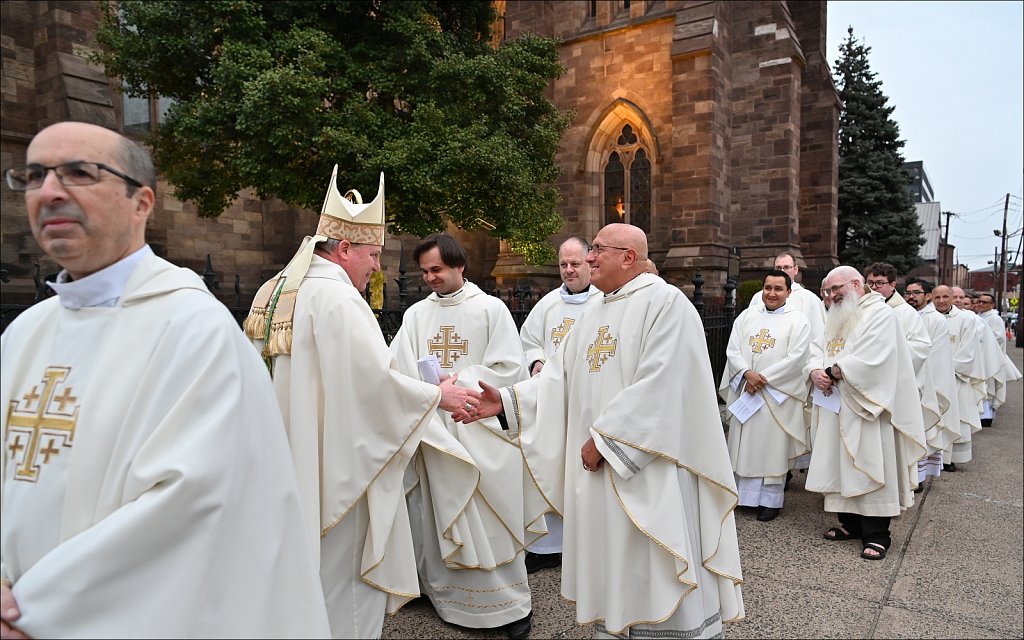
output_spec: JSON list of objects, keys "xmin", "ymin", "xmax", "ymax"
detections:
[{"xmin": 502, "ymin": 0, "xmax": 838, "ymax": 295}]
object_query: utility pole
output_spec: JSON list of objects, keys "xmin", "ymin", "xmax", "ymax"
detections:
[
  {"xmin": 997, "ymin": 194, "xmax": 1009, "ymax": 314},
  {"xmin": 942, "ymin": 210, "xmax": 954, "ymax": 285}
]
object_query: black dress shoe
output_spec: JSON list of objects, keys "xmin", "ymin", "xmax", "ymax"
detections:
[
  {"xmin": 757, "ymin": 506, "xmax": 781, "ymax": 521},
  {"xmin": 943, "ymin": 462, "xmax": 957, "ymax": 472},
  {"xmin": 981, "ymin": 418, "xmax": 993, "ymax": 428},
  {"xmin": 784, "ymin": 470, "xmax": 793, "ymax": 491},
  {"xmin": 525, "ymin": 551, "xmax": 561, "ymax": 574},
  {"xmin": 502, "ymin": 611, "xmax": 533, "ymax": 640}
]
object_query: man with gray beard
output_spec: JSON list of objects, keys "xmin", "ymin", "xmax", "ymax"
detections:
[{"xmin": 803, "ymin": 267, "xmax": 926, "ymax": 561}]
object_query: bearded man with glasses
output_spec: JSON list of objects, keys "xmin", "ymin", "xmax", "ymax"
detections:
[
  {"xmin": 1, "ymin": 122, "xmax": 330, "ymax": 638},
  {"xmin": 803, "ymin": 266, "xmax": 926, "ymax": 561}
]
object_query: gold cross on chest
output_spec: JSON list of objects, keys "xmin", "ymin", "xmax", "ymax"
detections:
[
  {"xmin": 428, "ymin": 325, "xmax": 469, "ymax": 368},
  {"xmin": 586, "ymin": 326, "xmax": 618, "ymax": 372},
  {"xmin": 748, "ymin": 328, "xmax": 776, "ymax": 354},
  {"xmin": 826, "ymin": 336, "xmax": 846, "ymax": 358},
  {"xmin": 550, "ymin": 317, "xmax": 575, "ymax": 350},
  {"xmin": 5, "ymin": 366, "xmax": 79, "ymax": 483}
]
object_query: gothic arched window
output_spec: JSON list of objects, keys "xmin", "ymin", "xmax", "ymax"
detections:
[{"xmin": 601, "ymin": 124, "xmax": 652, "ymax": 233}]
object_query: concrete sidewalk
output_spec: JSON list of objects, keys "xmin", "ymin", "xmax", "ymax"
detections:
[{"xmin": 382, "ymin": 345, "xmax": 1023, "ymax": 639}]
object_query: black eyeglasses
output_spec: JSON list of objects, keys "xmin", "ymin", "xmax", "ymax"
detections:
[{"xmin": 5, "ymin": 162, "xmax": 143, "ymax": 191}]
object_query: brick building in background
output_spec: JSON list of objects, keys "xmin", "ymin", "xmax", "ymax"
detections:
[{"xmin": 1, "ymin": 0, "xmax": 839, "ymax": 306}]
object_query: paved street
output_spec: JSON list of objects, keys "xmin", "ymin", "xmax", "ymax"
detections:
[{"xmin": 383, "ymin": 345, "xmax": 1023, "ymax": 639}]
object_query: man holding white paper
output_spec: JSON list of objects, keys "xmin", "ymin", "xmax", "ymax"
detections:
[
  {"xmin": 244, "ymin": 169, "xmax": 479, "ymax": 638},
  {"xmin": 721, "ymin": 270, "xmax": 811, "ymax": 522},
  {"xmin": 804, "ymin": 266, "xmax": 926, "ymax": 561},
  {"xmin": 390, "ymin": 233, "xmax": 533, "ymax": 639}
]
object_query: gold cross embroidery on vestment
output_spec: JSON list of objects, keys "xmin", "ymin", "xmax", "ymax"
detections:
[
  {"xmin": 826, "ymin": 336, "xmax": 846, "ymax": 358},
  {"xmin": 5, "ymin": 366, "xmax": 79, "ymax": 483},
  {"xmin": 428, "ymin": 325, "xmax": 470, "ymax": 368},
  {"xmin": 586, "ymin": 326, "xmax": 618, "ymax": 372},
  {"xmin": 550, "ymin": 317, "xmax": 575, "ymax": 350},
  {"xmin": 748, "ymin": 328, "xmax": 776, "ymax": 353}
]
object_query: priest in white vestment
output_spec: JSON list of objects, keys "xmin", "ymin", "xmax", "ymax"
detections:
[
  {"xmin": 977, "ymin": 294, "xmax": 1008, "ymax": 351},
  {"xmin": 721, "ymin": 270, "xmax": 811, "ymax": 522},
  {"xmin": 904, "ymin": 279, "xmax": 961, "ymax": 480},
  {"xmin": 864, "ymin": 264, "xmax": 946, "ymax": 487},
  {"xmin": 243, "ymin": 169, "xmax": 481, "ymax": 638},
  {"xmin": 952, "ymin": 287, "xmax": 1013, "ymax": 428},
  {"xmin": 974, "ymin": 293, "xmax": 1022, "ymax": 425},
  {"xmin": 748, "ymin": 251, "xmax": 825, "ymax": 472},
  {"xmin": 805, "ymin": 267, "xmax": 926, "ymax": 561},
  {"xmin": 390, "ymin": 233, "xmax": 534, "ymax": 638},
  {"xmin": 2, "ymin": 122, "xmax": 329, "ymax": 638},
  {"xmin": 931, "ymin": 286, "xmax": 986, "ymax": 469},
  {"xmin": 464, "ymin": 224, "xmax": 744, "ymax": 638},
  {"xmin": 518, "ymin": 237, "xmax": 602, "ymax": 572}
]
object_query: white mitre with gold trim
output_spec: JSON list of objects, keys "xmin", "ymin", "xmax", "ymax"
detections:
[
  {"xmin": 243, "ymin": 167, "xmax": 385, "ymax": 364},
  {"xmin": 317, "ymin": 166, "xmax": 385, "ymax": 245}
]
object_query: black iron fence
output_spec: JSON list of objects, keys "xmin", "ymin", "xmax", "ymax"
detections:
[{"xmin": 1, "ymin": 256, "xmax": 737, "ymax": 384}]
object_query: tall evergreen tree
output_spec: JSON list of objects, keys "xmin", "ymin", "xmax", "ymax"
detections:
[
  {"xmin": 94, "ymin": 1, "xmax": 570, "ymax": 263},
  {"xmin": 833, "ymin": 27, "xmax": 924, "ymax": 273}
]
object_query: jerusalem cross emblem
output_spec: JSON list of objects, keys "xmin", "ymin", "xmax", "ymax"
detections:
[
  {"xmin": 586, "ymin": 326, "xmax": 618, "ymax": 372},
  {"xmin": 5, "ymin": 366, "xmax": 79, "ymax": 483}
]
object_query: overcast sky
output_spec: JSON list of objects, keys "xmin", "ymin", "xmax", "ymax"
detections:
[{"xmin": 825, "ymin": 1, "xmax": 1024, "ymax": 271}]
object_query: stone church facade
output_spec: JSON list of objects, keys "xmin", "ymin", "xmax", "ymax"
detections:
[{"xmin": 1, "ymin": 0, "xmax": 838, "ymax": 306}]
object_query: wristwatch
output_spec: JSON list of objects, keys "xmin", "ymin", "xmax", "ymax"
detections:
[{"xmin": 824, "ymin": 366, "xmax": 837, "ymax": 382}]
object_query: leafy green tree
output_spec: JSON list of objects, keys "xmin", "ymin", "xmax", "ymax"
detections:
[
  {"xmin": 94, "ymin": 0, "xmax": 571, "ymax": 263},
  {"xmin": 833, "ymin": 27, "xmax": 924, "ymax": 274}
]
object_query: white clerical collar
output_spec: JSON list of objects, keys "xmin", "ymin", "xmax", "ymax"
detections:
[
  {"xmin": 560, "ymin": 284, "xmax": 594, "ymax": 304},
  {"xmin": 919, "ymin": 302, "xmax": 935, "ymax": 315},
  {"xmin": 763, "ymin": 304, "xmax": 786, "ymax": 315},
  {"xmin": 49, "ymin": 245, "xmax": 152, "ymax": 309},
  {"xmin": 436, "ymin": 283, "xmax": 466, "ymax": 298}
]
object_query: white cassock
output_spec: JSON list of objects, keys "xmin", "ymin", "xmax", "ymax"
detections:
[
  {"xmin": 390, "ymin": 281, "xmax": 532, "ymax": 629},
  {"xmin": 940, "ymin": 306, "xmax": 985, "ymax": 462},
  {"xmin": 804, "ymin": 292, "xmax": 927, "ymax": 516},
  {"xmin": 250, "ymin": 256, "xmax": 440, "ymax": 639},
  {"xmin": 885, "ymin": 294, "xmax": 945, "ymax": 481},
  {"xmin": 720, "ymin": 304, "xmax": 811, "ymax": 508},
  {"xmin": 976, "ymin": 309, "xmax": 1022, "ymax": 414},
  {"xmin": 518, "ymin": 284, "xmax": 601, "ymax": 554},
  {"xmin": 751, "ymin": 281, "xmax": 824, "ymax": 470},
  {"xmin": 502, "ymin": 273, "xmax": 744, "ymax": 638},
  {"xmin": 1, "ymin": 251, "xmax": 329, "ymax": 638},
  {"xmin": 916, "ymin": 303, "xmax": 961, "ymax": 478}
]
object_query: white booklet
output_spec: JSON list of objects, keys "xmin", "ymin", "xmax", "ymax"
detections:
[
  {"xmin": 417, "ymin": 355, "xmax": 442, "ymax": 385},
  {"xmin": 728, "ymin": 391, "xmax": 766, "ymax": 424},
  {"xmin": 811, "ymin": 386, "xmax": 841, "ymax": 414}
]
